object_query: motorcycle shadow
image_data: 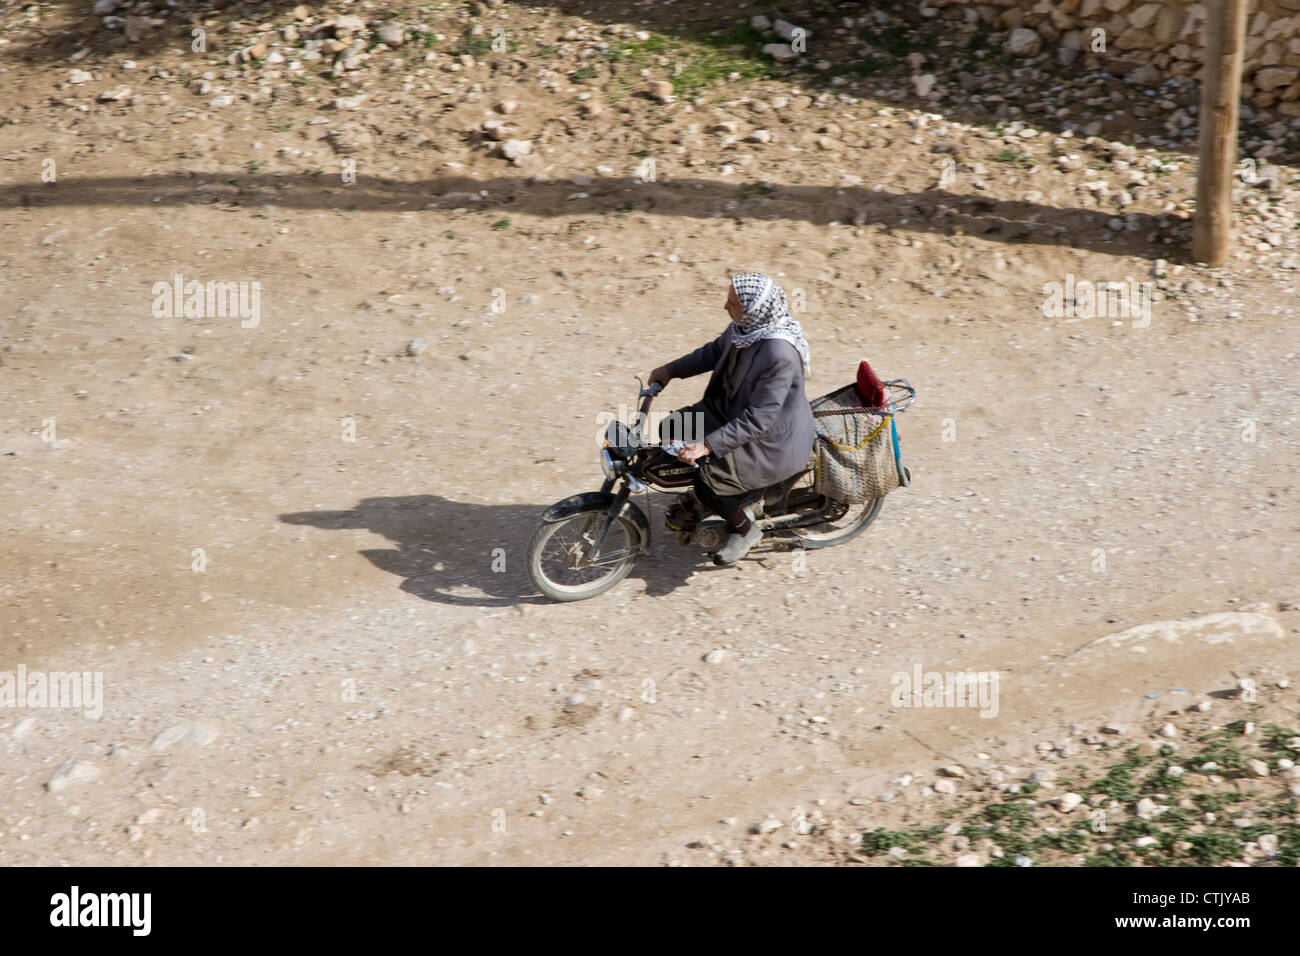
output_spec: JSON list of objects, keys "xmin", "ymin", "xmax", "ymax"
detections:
[{"xmin": 280, "ymin": 494, "xmax": 705, "ymax": 607}]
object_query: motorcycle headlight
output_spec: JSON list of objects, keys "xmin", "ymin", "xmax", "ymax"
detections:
[{"xmin": 600, "ymin": 448, "xmax": 623, "ymax": 481}]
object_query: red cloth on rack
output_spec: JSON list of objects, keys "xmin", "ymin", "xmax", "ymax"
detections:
[{"xmin": 855, "ymin": 359, "xmax": 886, "ymax": 407}]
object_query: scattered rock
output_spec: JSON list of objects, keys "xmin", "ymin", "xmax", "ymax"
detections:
[
  {"xmin": 150, "ymin": 721, "xmax": 219, "ymax": 751},
  {"xmin": 646, "ymin": 80, "xmax": 674, "ymax": 103},
  {"xmin": 772, "ymin": 20, "xmax": 804, "ymax": 42},
  {"xmin": 375, "ymin": 22, "xmax": 405, "ymax": 47},
  {"xmin": 481, "ymin": 119, "xmax": 511, "ymax": 141},
  {"xmin": 1086, "ymin": 613, "xmax": 1284, "ymax": 652},
  {"xmin": 911, "ymin": 74, "xmax": 936, "ymax": 98},
  {"xmin": 1135, "ymin": 797, "xmax": 1165, "ymax": 820},
  {"xmin": 500, "ymin": 139, "xmax": 533, "ymax": 164},
  {"xmin": 1005, "ymin": 28, "xmax": 1042, "ymax": 57},
  {"xmin": 326, "ymin": 123, "xmax": 374, "ymax": 154},
  {"xmin": 1057, "ymin": 792, "xmax": 1083, "ymax": 813},
  {"xmin": 1254, "ymin": 68, "xmax": 1293, "ymax": 92},
  {"xmin": 1127, "ymin": 64, "xmax": 1162, "ymax": 86},
  {"xmin": 46, "ymin": 761, "xmax": 100, "ymax": 792}
]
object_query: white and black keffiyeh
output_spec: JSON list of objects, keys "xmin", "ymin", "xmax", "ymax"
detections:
[{"xmin": 729, "ymin": 272, "xmax": 811, "ymax": 375}]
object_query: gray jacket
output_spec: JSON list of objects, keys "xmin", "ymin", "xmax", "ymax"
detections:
[{"xmin": 667, "ymin": 325, "xmax": 817, "ymax": 490}]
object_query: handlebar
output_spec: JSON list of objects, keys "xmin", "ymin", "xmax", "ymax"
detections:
[{"xmin": 636, "ymin": 377, "xmax": 662, "ymax": 421}]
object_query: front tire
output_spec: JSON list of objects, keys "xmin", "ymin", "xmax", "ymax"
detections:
[{"xmin": 526, "ymin": 503, "xmax": 642, "ymax": 602}]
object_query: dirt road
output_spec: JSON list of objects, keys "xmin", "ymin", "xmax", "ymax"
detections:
[{"xmin": 2, "ymin": 1, "xmax": 1298, "ymax": 865}]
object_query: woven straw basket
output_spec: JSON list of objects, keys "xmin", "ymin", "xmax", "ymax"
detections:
[{"xmin": 809, "ymin": 385, "xmax": 903, "ymax": 504}]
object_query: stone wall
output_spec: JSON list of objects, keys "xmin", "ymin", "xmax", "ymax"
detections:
[{"xmin": 931, "ymin": 0, "xmax": 1300, "ymax": 115}]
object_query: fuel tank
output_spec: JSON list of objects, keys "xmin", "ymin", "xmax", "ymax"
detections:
[{"xmin": 642, "ymin": 448, "xmax": 697, "ymax": 489}]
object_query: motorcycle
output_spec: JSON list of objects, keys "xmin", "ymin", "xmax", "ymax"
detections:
[{"xmin": 525, "ymin": 376, "xmax": 915, "ymax": 602}]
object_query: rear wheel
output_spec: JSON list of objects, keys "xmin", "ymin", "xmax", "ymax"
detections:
[
  {"xmin": 526, "ymin": 503, "xmax": 642, "ymax": 602},
  {"xmin": 788, "ymin": 492, "xmax": 885, "ymax": 550}
]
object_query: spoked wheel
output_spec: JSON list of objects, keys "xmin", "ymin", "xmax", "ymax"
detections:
[
  {"xmin": 786, "ymin": 490, "xmax": 885, "ymax": 550},
  {"xmin": 526, "ymin": 504, "xmax": 642, "ymax": 602}
]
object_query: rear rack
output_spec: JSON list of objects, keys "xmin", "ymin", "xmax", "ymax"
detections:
[{"xmin": 812, "ymin": 378, "xmax": 916, "ymax": 418}]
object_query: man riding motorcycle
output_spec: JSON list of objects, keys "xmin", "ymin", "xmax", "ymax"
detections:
[{"xmin": 648, "ymin": 272, "xmax": 816, "ymax": 565}]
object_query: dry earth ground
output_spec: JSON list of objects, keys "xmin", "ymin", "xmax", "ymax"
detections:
[{"xmin": 1, "ymin": 0, "xmax": 1298, "ymax": 865}]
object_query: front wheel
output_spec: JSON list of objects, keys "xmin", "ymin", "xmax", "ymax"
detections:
[{"xmin": 526, "ymin": 502, "xmax": 642, "ymax": 602}]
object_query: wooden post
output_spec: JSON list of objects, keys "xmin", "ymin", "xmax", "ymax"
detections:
[{"xmin": 1193, "ymin": 0, "xmax": 1249, "ymax": 265}]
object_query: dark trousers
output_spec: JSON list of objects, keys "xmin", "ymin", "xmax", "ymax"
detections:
[
  {"xmin": 660, "ymin": 394, "xmax": 753, "ymax": 525},
  {"xmin": 692, "ymin": 473, "xmax": 750, "ymax": 524}
]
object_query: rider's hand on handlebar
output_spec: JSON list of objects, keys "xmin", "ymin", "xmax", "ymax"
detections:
[
  {"xmin": 677, "ymin": 442, "xmax": 709, "ymax": 464},
  {"xmin": 648, "ymin": 365, "xmax": 672, "ymax": 390}
]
